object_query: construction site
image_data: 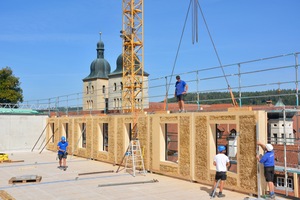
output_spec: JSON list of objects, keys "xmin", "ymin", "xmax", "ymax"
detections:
[{"xmin": 1, "ymin": 0, "xmax": 300, "ymax": 200}]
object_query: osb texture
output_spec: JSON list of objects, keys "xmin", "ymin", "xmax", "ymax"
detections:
[
  {"xmin": 239, "ymin": 115, "xmax": 257, "ymax": 193},
  {"xmin": 160, "ymin": 164, "xmax": 178, "ymax": 175},
  {"xmin": 85, "ymin": 117, "xmax": 92, "ymax": 158},
  {"xmin": 92, "ymin": 117, "xmax": 110, "ymax": 162},
  {"xmin": 160, "ymin": 116, "xmax": 178, "ymax": 122},
  {"xmin": 46, "ymin": 118, "xmax": 59, "ymax": 152},
  {"xmin": 209, "ymin": 115, "xmax": 236, "ymax": 121},
  {"xmin": 149, "ymin": 117, "xmax": 153, "ymax": 170},
  {"xmin": 116, "ymin": 118, "xmax": 124, "ymax": 163},
  {"xmin": 194, "ymin": 116, "xmax": 208, "ymax": 181},
  {"xmin": 137, "ymin": 116, "xmax": 148, "ymax": 168},
  {"xmin": 227, "ymin": 176, "xmax": 238, "ymax": 187},
  {"xmin": 73, "ymin": 118, "xmax": 88, "ymax": 158},
  {"xmin": 209, "ymin": 173, "xmax": 237, "ymax": 186},
  {"xmin": 124, "ymin": 117, "xmax": 132, "ymax": 123},
  {"xmin": 108, "ymin": 117, "xmax": 115, "ymax": 163},
  {"xmin": 179, "ymin": 116, "xmax": 190, "ymax": 177}
]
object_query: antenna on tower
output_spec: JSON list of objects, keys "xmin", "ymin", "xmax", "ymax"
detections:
[{"xmin": 99, "ymin": 32, "xmax": 102, "ymax": 40}]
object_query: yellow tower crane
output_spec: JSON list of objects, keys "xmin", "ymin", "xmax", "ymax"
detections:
[
  {"xmin": 121, "ymin": 0, "xmax": 144, "ymax": 116},
  {"xmin": 117, "ymin": 0, "xmax": 146, "ymax": 176}
]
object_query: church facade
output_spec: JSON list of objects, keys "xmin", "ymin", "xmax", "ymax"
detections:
[{"xmin": 82, "ymin": 36, "xmax": 149, "ymax": 112}]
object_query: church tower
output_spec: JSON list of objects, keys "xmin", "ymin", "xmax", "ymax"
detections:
[
  {"xmin": 82, "ymin": 33, "xmax": 111, "ymax": 111},
  {"xmin": 108, "ymin": 54, "xmax": 149, "ymax": 111}
]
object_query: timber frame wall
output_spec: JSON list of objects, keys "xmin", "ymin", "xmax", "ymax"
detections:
[{"xmin": 46, "ymin": 109, "xmax": 267, "ymax": 195}]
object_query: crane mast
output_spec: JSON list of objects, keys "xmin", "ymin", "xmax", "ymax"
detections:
[{"xmin": 121, "ymin": 0, "xmax": 144, "ymax": 115}]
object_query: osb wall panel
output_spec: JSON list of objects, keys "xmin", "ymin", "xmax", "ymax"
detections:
[
  {"xmin": 116, "ymin": 118, "xmax": 124, "ymax": 163},
  {"xmin": 46, "ymin": 111, "xmax": 265, "ymax": 195},
  {"xmin": 46, "ymin": 118, "xmax": 59, "ymax": 152},
  {"xmin": 239, "ymin": 115, "xmax": 257, "ymax": 193},
  {"xmin": 73, "ymin": 118, "xmax": 89, "ymax": 158},
  {"xmin": 85, "ymin": 117, "xmax": 93, "ymax": 159},
  {"xmin": 137, "ymin": 116, "xmax": 148, "ymax": 168},
  {"xmin": 160, "ymin": 116, "xmax": 178, "ymax": 122},
  {"xmin": 194, "ymin": 116, "xmax": 208, "ymax": 181},
  {"xmin": 179, "ymin": 116, "xmax": 190, "ymax": 177},
  {"xmin": 92, "ymin": 117, "xmax": 110, "ymax": 162},
  {"xmin": 209, "ymin": 115, "xmax": 236, "ymax": 121},
  {"xmin": 160, "ymin": 164, "xmax": 178, "ymax": 175},
  {"xmin": 108, "ymin": 117, "xmax": 115, "ymax": 163},
  {"xmin": 149, "ymin": 117, "xmax": 153, "ymax": 170}
]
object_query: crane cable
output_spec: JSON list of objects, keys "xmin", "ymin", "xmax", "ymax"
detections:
[
  {"xmin": 166, "ymin": 0, "xmax": 192, "ymax": 98},
  {"xmin": 165, "ymin": 0, "xmax": 238, "ymax": 107},
  {"xmin": 196, "ymin": 1, "xmax": 238, "ymax": 106}
]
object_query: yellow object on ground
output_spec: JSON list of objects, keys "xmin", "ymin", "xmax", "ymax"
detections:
[{"xmin": 0, "ymin": 153, "xmax": 9, "ymax": 161}]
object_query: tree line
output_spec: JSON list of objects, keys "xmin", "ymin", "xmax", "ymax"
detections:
[{"xmin": 168, "ymin": 89, "xmax": 298, "ymax": 106}]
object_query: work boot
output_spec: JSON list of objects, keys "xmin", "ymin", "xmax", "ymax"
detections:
[
  {"xmin": 270, "ymin": 194, "xmax": 275, "ymax": 199},
  {"xmin": 218, "ymin": 192, "xmax": 225, "ymax": 198}
]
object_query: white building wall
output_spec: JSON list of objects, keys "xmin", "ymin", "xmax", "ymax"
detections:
[
  {"xmin": 108, "ymin": 75, "xmax": 149, "ymax": 111},
  {"xmin": 0, "ymin": 115, "xmax": 48, "ymax": 151},
  {"xmin": 83, "ymin": 79, "xmax": 108, "ymax": 111},
  {"xmin": 269, "ymin": 119, "xmax": 294, "ymax": 145},
  {"xmin": 108, "ymin": 76, "xmax": 123, "ymax": 110}
]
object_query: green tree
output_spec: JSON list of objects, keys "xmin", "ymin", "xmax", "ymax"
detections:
[{"xmin": 0, "ymin": 67, "xmax": 23, "ymax": 104}]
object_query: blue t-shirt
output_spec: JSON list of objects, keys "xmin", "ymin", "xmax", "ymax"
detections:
[
  {"xmin": 259, "ymin": 150, "xmax": 274, "ymax": 167},
  {"xmin": 57, "ymin": 141, "xmax": 68, "ymax": 155},
  {"xmin": 175, "ymin": 80, "xmax": 186, "ymax": 96}
]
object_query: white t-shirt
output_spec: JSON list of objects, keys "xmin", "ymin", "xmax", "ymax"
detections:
[{"xmin": 214, "ymin": 153, "xmax": 230, "ymax": 172}]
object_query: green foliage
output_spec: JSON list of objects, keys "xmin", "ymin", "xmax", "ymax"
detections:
[
  {"xmin": 168, "ymin": 89, "xmax": 298, "ymax": 106},
  {"xmin": 0, "ymin": 67, "xmax": 23, "ymax": 104}
]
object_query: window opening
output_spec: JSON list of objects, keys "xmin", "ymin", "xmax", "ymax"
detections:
[
  {"xmin": 215, "ymin": 123, "xmax": 237, "ymax": 173},
  {"xmin": 50, "ymin": 123, "xmax": 55, "ymax": 143},
  {"xmin": 164, "ymin": 123, "xmax": 178, "ymax": 163},
  {"xmin": 81, "ymin": 123, "xmax": 86, "ymax": 148}
]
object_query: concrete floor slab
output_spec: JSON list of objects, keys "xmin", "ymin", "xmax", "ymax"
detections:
[{"xmin": 0, "ymin": 151, "xmax": 289, "ymax": 200}]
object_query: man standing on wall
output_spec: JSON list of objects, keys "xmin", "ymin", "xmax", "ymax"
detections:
[
  {"xmin": 174, "ymin": 75, "xmax": 188, "ymax": 112},
  {"xmin": 210, "ymin": 145, "xmax": 230, "ymax": 198},
  {"xmin": 257, "ymin": 141, "xmax": 275, "ymax": 199},
  {"xmin": 57, "ymin": 136, "xmax": 68, "ymax": 171}
]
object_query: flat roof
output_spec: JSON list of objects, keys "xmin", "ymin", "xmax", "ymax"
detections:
[{"xmin": 0, "ymin": 151, "xmax": 260, "ymax": 200}]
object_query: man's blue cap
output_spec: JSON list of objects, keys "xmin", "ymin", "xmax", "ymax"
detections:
[{"xmin": 61, "ymin": 136, "xmax": 66, "ymax": 141}]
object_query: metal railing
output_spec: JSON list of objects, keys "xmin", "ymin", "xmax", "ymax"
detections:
[{"xmin": 1, "ymin": 52, "xmax": 299, "ymax": 115}]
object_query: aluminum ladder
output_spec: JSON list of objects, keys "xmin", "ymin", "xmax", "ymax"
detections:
[{"xmin": 124, "ymin": 139, "xmax": 146, "ymax": 177}]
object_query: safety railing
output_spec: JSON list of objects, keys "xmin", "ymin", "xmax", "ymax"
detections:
[{"xmin": 1, "ymin": 52, "xmax": 298, "ymax": 115}]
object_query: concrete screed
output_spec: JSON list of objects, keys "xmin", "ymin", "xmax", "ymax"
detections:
[{"xmin": 0, "ymin": 150, "xmax": 287, "ymax": 200}]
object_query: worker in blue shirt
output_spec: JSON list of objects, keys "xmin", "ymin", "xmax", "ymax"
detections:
[
  {"xmin": 57, "ymin": 136, "xmax": 68, "ymax": 171},
  {"xmin": 174, "ymin": 75, "xmax": 188, "ymax": 112},
  {"xmin": 257, "ymin": 141, "xmax": 275, "ymax": 199}
]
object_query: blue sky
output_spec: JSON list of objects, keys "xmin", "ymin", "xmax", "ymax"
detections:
[{"xmin": 0, "ymin": 0, "xmax": 299, "ymax": 102}]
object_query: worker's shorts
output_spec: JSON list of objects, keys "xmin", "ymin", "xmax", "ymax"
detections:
[
  {"xmin": 176, "ymin": 94, "xmax": 184, "ymax": 101},
  {"xmin": 264, "ymin": 166, "xmax": 274, "ymax": 182},
  {"xmin": 58, "ymin": 153, "xmax": 67, "ymax": 160},
  {"xmin": 215, "ymin": 172, "xmax": 227, "ymax": 181}
]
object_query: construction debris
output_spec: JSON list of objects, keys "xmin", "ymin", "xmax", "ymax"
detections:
[
  {"xmin": 98, "ymin": 179, "xmax": 158, "ymax": 187},
  {"xmin": 9, "ymin": 175, "xmax": 42, "ymax": 184}
]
